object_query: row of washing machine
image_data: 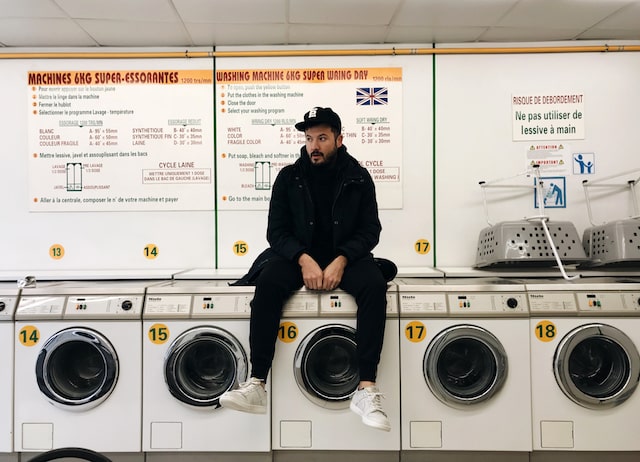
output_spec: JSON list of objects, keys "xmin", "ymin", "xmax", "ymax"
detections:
[{"xmin": 1, "ymin": 276, "xmax": 640, "ymax": 461}]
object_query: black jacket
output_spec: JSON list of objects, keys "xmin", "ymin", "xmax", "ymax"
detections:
[
  {"xmin": 230, "ymin": 145, "xmax": 394, "ymax": 287},
  {"xmin": 266, "ymin": 144, "xmax": 382, "ymax": 264}
]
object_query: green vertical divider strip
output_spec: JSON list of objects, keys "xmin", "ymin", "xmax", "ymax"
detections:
[
  {"xmin": 432, "ymin": 49, "xmax": 437, "ymax": 267},
  {"xmin": 212, "ymin": 53, "xmax": 219, "ymax": 269}
]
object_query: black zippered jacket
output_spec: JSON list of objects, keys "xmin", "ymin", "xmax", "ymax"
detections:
[{"xmin": 267, "ymin": 144, "xmax": 382, "ymax": 264}]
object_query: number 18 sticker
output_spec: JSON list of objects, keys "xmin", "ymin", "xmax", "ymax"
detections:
[{"xmin": 535, "ymin": 320, "xmax": 557, "ymax": 342}]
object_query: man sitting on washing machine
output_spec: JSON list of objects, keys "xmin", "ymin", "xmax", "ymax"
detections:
[{"xmin": 220, "ymin": 106, "xmax": 392, "ymax": 432}]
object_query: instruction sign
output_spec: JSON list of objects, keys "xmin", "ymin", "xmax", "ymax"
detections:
[
  {"xmin": 573, "ymin": 152, "xmax": 595, "ymax": 175},
  {"xmin": 216, "ymin": 66, "xmax": 403, "ymax": 210},
  {"xmin": 512, "ymin": 92, "xmax": 585, "ymax": 141},
  {"xmin": 28, "ymin": 69, "xmax": 214, "ymax": 212},
  {"xmin": 534, "ymin": 176, "xmax": 567, "ymax": 209}
]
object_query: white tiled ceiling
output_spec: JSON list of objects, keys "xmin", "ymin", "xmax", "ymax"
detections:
[{"xmin": 0, "ymin": 0, "xmax": 639, "ymax": 48}]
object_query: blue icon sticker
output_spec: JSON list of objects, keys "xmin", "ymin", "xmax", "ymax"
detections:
[
  {"xmin": 534, "ymin": 176, "xmax": 567, "ymax": 209},
  {"xmin": 573, "ymin": 152, "xmax": 595, "ymax": 175}
]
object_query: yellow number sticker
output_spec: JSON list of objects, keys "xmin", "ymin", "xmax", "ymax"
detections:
[
  {"xmin": 414, "ymin": 239, "xmax": 431, "ymax": 255},
  {"xmin": 278, "ymin": 321, "xmax": 298, "ymax": 343},
  {"xmin": 233, "ymin": 240, "xmax": 248, "ymax": 256},
  {"xmin": 49, "ymin": 244, "xmax": 65, "ymax": 260},
  {"xmin": 19, "ymin": 325, "xmax": 40, "ymax": 346},
  {"xmin": 405, "ymin": 321, "xmax": 427, "ymax": 343},
  {"xmin": 535, "ymin": 320, "xmax": 557, "ymax": 342},
  {"xmin": 144, "ymin": 244, "xmax": 159, "ymax": 259},
  {"xmin": 148, "ymin": 323, "xmax": 169, "ymax": 344}
]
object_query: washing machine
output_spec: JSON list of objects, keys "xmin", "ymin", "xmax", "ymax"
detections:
[
  {"xmin": 13, "ymin": 279, "xmax": 157, "ymax": 455},
  {"xmin": 0, "ymin": 283, "xmax": 19, "ymax": 458},
  {"xmin": 271, "ymin": 284, "xmax": 400, "ymax": 455},
  {"xmin": 527, "ymin": 277, "xmax": 640, "ymax": 452},
  {"xmin": 141, "ymin": 279, "xmax": 271, "ymax": 459},
  {"xmin": 397, "ymin": 277, "xmax": 532, "ymax": 458}
]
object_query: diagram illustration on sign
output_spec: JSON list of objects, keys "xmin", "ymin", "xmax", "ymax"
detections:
[
  {"xmin": 534, "ymin": 176, "xmax": 567, "ymax": 209},
  {"xmin": 255, "ymin": 161, "xmax": 271, "ymax": 190},
  {"xmin": 66, "ymin": 163, "xmax": 83, "ymax": 191}
]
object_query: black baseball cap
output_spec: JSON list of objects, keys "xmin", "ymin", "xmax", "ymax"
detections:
[{"xmin": 295, "ymin": 107, "xmax": 342, "ymax": 132}]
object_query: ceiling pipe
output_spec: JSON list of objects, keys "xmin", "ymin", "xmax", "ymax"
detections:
[{"xmin": 1, "ymin": 44, "xmax": 640, "ymax": 59}]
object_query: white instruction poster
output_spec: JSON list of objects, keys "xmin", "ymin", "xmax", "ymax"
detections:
[
  {"xmin": 216, "ymin": 66, "xmax": 403, "ymax": 210},
  {"xmin": 512, "ymin": 92, "xmax": 585, "ymax": 141},
  {"xmin": 28, "ymin": 69, "xmax": 214, "ymax": 211}
]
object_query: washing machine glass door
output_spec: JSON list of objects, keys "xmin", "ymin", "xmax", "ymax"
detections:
[
  {"xmin": 36, "ymin": 327, "xmax": 119, "ymax": 410},
  {"xmin": 294, "ymin": 323, "xmax": 359, "ymax": 409},
  {"xmin": 165, "ymin": 326, "xmax": 247, "ymax": 407},
  {"xmin": 554, "ymin": 323, "xmax": 640, "ymax": 409},
  {"xmin": 424, "ymin": 324, "xmax": 508, "ymax": 407}
]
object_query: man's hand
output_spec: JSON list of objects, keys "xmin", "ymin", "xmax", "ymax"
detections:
[
  {"xmin": 321, "ymin": 255, "xmax": 347, "ymax": 290},
  {"xmin": 298, "ymin": 253, "xmax": 324, "ymax": 290}
]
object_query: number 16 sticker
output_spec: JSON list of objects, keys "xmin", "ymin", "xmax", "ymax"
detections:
[{"xmin": 278, "ymin": 321, "xmax": 298, "ymax": 343}]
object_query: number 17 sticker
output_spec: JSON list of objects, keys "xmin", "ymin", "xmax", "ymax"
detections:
[{"xmin": 405, "ymin": 321, "xmax": 426, "ymax": 342}]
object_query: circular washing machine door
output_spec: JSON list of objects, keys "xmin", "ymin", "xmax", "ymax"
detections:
[
  {"xmin": 424, "ymin": 324, "xmax": 508, "ymax": 407},
  {"xmin": 36, "ymin": 327, "xmax": 119, "ymax": 411},
  {"xmin": 554, "ymin": 323, "xmax": 640, "ymax": 409},
  {"xmin": 164, "ymin": 326, "xmax": 247, "ymax": 407},
  {"xmin": 294, "ymin": 323, "xmax": 359, "ymax": 409}
]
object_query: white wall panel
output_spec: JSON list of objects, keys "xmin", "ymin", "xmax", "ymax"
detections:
[{"xmin": 435, "ymin": 51, "xmax": 640, "ymax": 267}]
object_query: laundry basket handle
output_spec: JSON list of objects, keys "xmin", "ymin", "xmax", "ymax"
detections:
[
  {"xmin": 478, "ymin": 167, "xmax": 539, "ymax": 226},
  {"xmin": 582, "ymin": 168, "xmax": 640, "ymax": 226}
]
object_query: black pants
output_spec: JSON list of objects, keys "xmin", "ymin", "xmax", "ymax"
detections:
[{"xmin": 249, "ymin": 255, "xmax": 388, "ymax": 382}]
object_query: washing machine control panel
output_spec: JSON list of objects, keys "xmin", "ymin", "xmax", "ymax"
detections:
[
  {"xmin": 448, "ymin": 292, "xmax": 528, "ymax": 315},
  {"xmin": 17, "ymin": 296, "xmax": 66, "ymax": 319},
  {"xmin": 528, "ymin": 292, "xmax": 578, "ymax": 313},
  {"xmin": 575, "ymin": 291, "xmax": 640, "ymax": 314},
  {"xmin": 144, "ymin": 292, "xmax": 255, "ymax": 318},
  {"xmin": 65, "ymin": 295, "xmax": 143, "ymax": 318},
  {"xmin": 622, "ymin": 292, "xmax": 640, "ymax": 309},
  {"xmin": 144, "ymin": 295, "xmax": 191, "ymax": 317},
  {"xmin": 193, "ymin": 294, "xmax": 252, "ymax": 317},
  {"xmin": 0, "ymin": 296, "xmax": 17, "ymax": 319},
  {"xmin": 399, "ymin": 292, "xmax": 447, "ymax": 315},
  {"xmin": 282, "ymin": 293, "xmax": 319, "ymax": 317},
  {"xmin": 16, "ymin": 294, "xmax": 143, "ymax": 319},
  {"xmin": 320, "ymin": 292, "xmax": 357, "ymax": 316}
]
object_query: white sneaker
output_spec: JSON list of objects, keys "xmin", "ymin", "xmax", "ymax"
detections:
[
  {"xmin": 219, "ymin": 377, "xmax": 267, "ymax": 414},
  {"xmin": 350, "ymin": 386, "xmax": 391, "ymax": 431}
]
